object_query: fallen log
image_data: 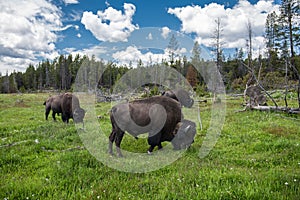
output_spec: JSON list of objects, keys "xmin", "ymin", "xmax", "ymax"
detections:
[
  {"xmin": 288, "ymin": 108, "xmax": 300, "ymax": 114},
  {"xmin": 251, "ymin": 105, "xmax": 300, "ymax": 114}
]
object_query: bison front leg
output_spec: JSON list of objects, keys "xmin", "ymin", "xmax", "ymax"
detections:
[
  {"xmin": 52, "ymin": 111, "xmax": 57, "ymax": 121},
  {"xmin": 147, "ymin": 142, "xmax": 163, "ymax": 154},
  {"xmin": 62, "ymin": 114, "xmax": 69, "ymax": 123},
  {"xmin": 147, "ymin": 131, "xmax": 162, "ymax": 154}
]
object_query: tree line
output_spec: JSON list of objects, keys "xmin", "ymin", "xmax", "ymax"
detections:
[{"xmin": 0, "ymin": 51, "xmax": 299, "ymax": 94}]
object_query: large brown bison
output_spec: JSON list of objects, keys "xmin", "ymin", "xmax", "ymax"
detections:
[
  {"xmin": 162, "ymin": 89, "xmax": 194, "ymax": 108},
  {"xmin": 43, "ymin": 93, "xmax": 85, "ymax": 124},
  {"xmin": 109, "ymin": 96, "xmax": 196, "ymax": 157}
]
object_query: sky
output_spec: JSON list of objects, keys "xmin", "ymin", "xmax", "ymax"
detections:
[{"xmin": 0, "ymin": 0, "xmax": 282, "ymax": 74}]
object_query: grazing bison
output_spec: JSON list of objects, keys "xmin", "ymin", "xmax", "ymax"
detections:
[
  {"xmin": 44, "ymin": 94, "xmax": 63, "ymax": 121},
  {"xmin": 109, "ymin": 96, "xmax": 196, "ymax": 157},
  {"xmin": 162, "ymin": 89, "xmax": 194, "ymax": 108},
  {"xmin": 61, "ymin": 93, "xmax": 85, "ymax": 123},
  {"xmin": 43, "ymin": 93, "xmax": 85, "ymax": 124}
]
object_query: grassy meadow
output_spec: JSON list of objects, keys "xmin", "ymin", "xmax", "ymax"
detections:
[{"xmin": 0, "ymin": 93, "xmax": 299, "ymax": 199}]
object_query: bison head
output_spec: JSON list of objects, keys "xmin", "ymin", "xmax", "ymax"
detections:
[
  {"xmin": 171, "ymin": 119, "xmax": 196, "ymax": 150},
  {"xmin": 73, "ymin": 108, "xmax": 86, "ymax": 123}
]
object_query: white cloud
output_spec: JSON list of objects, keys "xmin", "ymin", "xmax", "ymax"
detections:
[
  {"xmin": 112, "ymin": 46, "xmax": 187, "ymax": 67},
  {"xmin": 81, "ymin": 3, "xmax": 139, "ymax": 42},
  {"xmin": 146, "ymin": 33, "xmax": 153, "ymax": 40},
  {"xmin": 161, "ymin": 27, "xmax": 171, "ymax": 39},
  {"xmin": 65, "ymin": 46, "xmax": 109, "ymax": 60},
  {"xmin": 112, "ymin": 46, "xmax": 167, "ymax": 66},
  {"xmin": 168, "ymin": 0, "xmax": 280, "ymax": 53},
  {"xmin": 0, "ymin": 0, "xmax": 63, "ymax": 73},
  {"xmin": 63, "ymin": 0, "xmax": 79, "ymax": 5}
]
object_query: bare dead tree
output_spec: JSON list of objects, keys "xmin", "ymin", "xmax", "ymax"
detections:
[
  {"xmin": 211, "ymin": 17, "xmax": 224, "ymax": 102},
  {"xmin": 246, "ymin": 19, "xmax": 253, "ymax": 72},
  {"xmin": 213, "ymin": 18, "xmax": 224, "ymax": 72},
  {"xmin": 284, "ymin": 58, "xmax": 289, "ymax": 108}
]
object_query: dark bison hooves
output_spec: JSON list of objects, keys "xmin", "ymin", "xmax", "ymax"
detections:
[
  {"xmin": 108, "ymin": 151, "xmax": 124, "ymax": 158},
  {"xmin": 117, "ymin": 153, "xmax": 124, "ymax": 158},
  {"xmin": 78, "ymin": 127, "xmax": 85, "ymax": 132}
]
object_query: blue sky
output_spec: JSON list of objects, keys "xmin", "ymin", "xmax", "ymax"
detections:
[{"xmin": 0, "ymin": 0, "xmax": 281, "ymax": 73}]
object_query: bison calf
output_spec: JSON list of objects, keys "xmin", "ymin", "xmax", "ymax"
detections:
[{"xmin": 109, "ymin": 96, "xmax": 196, "ymax": 157}]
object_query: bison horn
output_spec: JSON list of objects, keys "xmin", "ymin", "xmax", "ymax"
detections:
[{"xmin": 183, "ymin": 125, "xmax": 191, "ymax": 133}]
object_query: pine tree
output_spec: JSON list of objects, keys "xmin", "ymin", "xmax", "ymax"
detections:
[
  {"xmin": 265, "ymin": 11, "xmax": 280, "ymax": 72},
  {"xmin": 191, "ymin": 41, "xmax": 201, "ymax": 65},
  {"xmin": 278, "ymin": 0, "xmax": 300, "ymax": 107},
  {"xmin": 277, "ymin": 0, "xmax": 300, "ymax": 59}
]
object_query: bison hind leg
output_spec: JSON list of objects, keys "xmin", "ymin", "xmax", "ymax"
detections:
[
  {"xmin": 147, "ymin": 142, "xmax": 163, "ymax": 155},
  {"xmin": 108, "ymin": 131, "xmax": 116, "ymax": 155},
  {"xmin": 108, "ymin": 129, "xmax": 125, "ymax": 157},
  {"xmin": 115, "ymin": 131, "xmax": 125, "ymax": 157},
  {"xmin": 45, "ymin": 107, "xmax": 51, "ymax": 120},
  {"xmin": 52, "ymin": 112, "xmax": 57, "ymax": 121}
]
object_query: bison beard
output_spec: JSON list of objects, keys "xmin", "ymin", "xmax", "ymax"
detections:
[{"xmin": 108, "ymin": 96, "xmax": 195, "ymax": 157}]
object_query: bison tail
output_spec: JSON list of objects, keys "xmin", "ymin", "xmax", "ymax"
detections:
[{"xmin": 111, "ymin": 107, "xmax": 118, "ymax": 114}]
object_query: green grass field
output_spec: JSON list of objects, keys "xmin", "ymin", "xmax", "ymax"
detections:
[{"xmin": 0, "ymin": 93, "xmax": 299, "ymax": 199}]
